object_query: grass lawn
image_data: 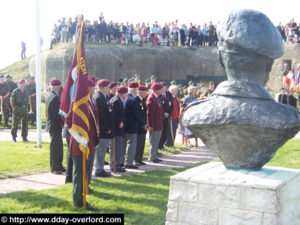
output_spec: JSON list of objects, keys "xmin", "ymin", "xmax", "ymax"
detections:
[
  {"xmin": 266, "ymin": 138, "xmax": 300, "ymax": 168},
  {"xmin": 0, "ymin": 167, "xmax": 192, "ymax": 225},
  {"xmin": 0, "ymin": 141, "xmax": 188, "ymax": 179},
  {"xmin": 0, "ymin": 142, "xmax": 67, "ymax": 179},
  {"xmin": 0, "ymin": 103, "xmax": 46, "ymax": 130}
]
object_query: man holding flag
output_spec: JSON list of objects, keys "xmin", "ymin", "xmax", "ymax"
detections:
[{"xmin": 60, "ymin": 16, "xmax": 97, "ymax": 211}]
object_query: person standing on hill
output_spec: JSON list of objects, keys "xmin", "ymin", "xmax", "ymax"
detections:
[
  {"xmin": 21, "ymin": 41, "xmax": 26, "ymax": 60},
  {"xmin": 10, "ymin": 79, "xmax": 28, "ymax": 142}
]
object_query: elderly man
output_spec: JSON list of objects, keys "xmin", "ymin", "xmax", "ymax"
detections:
[
  {"xmin": 147, "ymin": 83, "xmax": 164, "ymax": 163},
  {"xmin": 158, "ymin": 82, "xmax": 174, "ymax": 149},
  {"xmin": 45, "ymin": 78, "xmax": 65, "ymax": 174},
  {"xmin": 94, "ymin": 79, "xmax": 113, "ymax": 177},
  {"xmin": 123, "ymin": 82, "xmax": 146, "ymax": 168},
  {"xmin": 134, "ymin": 85, "xmax": 148, "ymax": 166},
  {"xmin": 110, "ymin": 86, "xmax": 128, "ymax": 172}
]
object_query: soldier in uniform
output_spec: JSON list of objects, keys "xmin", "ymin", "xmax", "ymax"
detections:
[
  {"xmin": 134, "ymin": 85, "xmax": 148, "ymax": 165},
  {"xmin": 0, "ymin": 75, "xmax": 10, "ymax": 126},
  {"xmin": 10, "ymin": 79, "xmax": 28, "ymax": 142},
  {"xmin": 110, "ymin": 86, "xmax": 128, "ymax": 172},
  {"xmin": 45, "ymin": 78, "xmax": 65, "ymax": 174},
  {"xmin": 158, "ymin": 82, "xmax": 174, "ymax": 148},
  {"xmin": 94, "ymin": 79, "xmax": 113, "ymax": 177},
  {"xmin": 66, "ymin": 79, "xmax": 99, "ymax": 211},
  {"xmin": 145, "ymin": 79, "xmax": 151, "ymax": 89},
  {"xmin": 108, "ymin": 82, "xmax": 119, "ymax": 99},
  {"xmin": 146, "ymin": 83, "xmax": 164, "ymax": 163},
  {"xmin": 5, "ymin": 74, "xmax": 17, "ymax": 119},
  {"xmin": 25, "ymin": 75, "xmax": 36, "ymax": 126},
  {"xmin": 202, "ymin": 81, "xmax": 215, "ymax": 99}
]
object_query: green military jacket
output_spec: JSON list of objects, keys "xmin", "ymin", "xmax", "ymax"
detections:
[{"xmin": 10, "ymin": 88, "xmax": 28, "ymax": 112}]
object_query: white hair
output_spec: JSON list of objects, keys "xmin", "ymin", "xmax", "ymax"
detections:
[
  {"xmin": 169, "ymin": 85, "xmax": 178, "ymax": 92},
  {"xmin": 188, "ymin": 86, "xmax": 196, "ymax": 94}
]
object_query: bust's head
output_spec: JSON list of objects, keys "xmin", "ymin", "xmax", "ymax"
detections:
[{"xmin": 217, "ymin": 9, "xmax": 284, "ymax": 86}]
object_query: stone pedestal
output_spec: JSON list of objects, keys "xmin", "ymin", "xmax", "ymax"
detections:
[{"xmin": 165, "ymin": 162, "xmax": 300, "ymax": 225}]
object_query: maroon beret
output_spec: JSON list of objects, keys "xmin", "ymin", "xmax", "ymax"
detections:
[
  {"xmin": 109, "ymin": 82, "xmax": 119, "ymax": 89},
  {"xmin": 128, "ymin": 82, "xmax": 139, "ymax": 88},
  {"xmin": 50, "ymin": 78, "xmax": 61, "ymax": 86},
  {"xmin": 97, "ymin": 79, "xmax": 110, "ymax": 87},
  {"xmin": 18, "ymin": 78, "xmax": 25, "ymax": 84},
  {"xmin": 151, "ymin": 83, "xmax": 163, "ymax": 90},
  {"xmin": 161, "ymin": 82, "xmax": 167, "ymax": 86},
  {"xmin": 88, "ymin": 79, "xmax": 96, "ymax": 87},
  {"xmin": 88, "ymin": 76, "xmax": 97, "ymax": 82},
  {"xmin": 138, "ymin": 85, "xmax": 148, "ymax": 91},
  {"xmin": 116, "ymin": 86, "xmax": 128, "ymax": 94}
]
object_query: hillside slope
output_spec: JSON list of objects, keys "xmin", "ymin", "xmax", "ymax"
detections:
[{"xmin": 0, "ymin": 56, "xmax": 32, "ymax": 81}]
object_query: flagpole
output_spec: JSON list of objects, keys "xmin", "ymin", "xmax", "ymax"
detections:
[{"xmin": 35, "ymin": 0, "xmax": 42, "ymax": 148}]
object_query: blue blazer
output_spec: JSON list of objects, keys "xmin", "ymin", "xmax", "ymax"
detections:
[{"xmin": 124, "ymin": 93, "xmax": 146, "ymax": 134}]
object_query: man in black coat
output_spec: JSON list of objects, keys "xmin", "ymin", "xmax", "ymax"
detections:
[
  {"xmin": 110, "ymin": 86, "xmax": 128, "ymax": 173},
  {"xmin": 287, "ymin": 89, "xmax": 297, "ymax": 108},
  {"xmin": 277, "ymin": 88, "xmax": 285, "ymax": 103},
  {"xmin": 135, "ymin": 86, "xmax": 148, "ymax": 166},
  {"xmin": 45, "ymin": 79, "xmax": 65, "ymax": 175},
  {"xmin": 93, "ymin": 79, "xmax": 113, "ymax": 177},
  {"xmin": 159, "ymin": 82, "xmax": 174, "ymax": 149}
]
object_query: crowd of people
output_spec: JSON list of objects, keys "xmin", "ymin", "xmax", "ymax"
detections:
[
  {"xmin": 277, "ymin": 18, "xmax": 300, "ymax": 44},
  {"xmin": 50, "ymin": 13, "xmax": 219, "ymax": 49},
  {"xmin": 50, "ymin": 13, "xmax": 300, "ymax": 49}
]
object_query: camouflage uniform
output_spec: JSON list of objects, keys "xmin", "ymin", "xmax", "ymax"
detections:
[
  {"xmin": 202, "ymin": 88, "xmax": 214, "ymax": 98},
  {"xmin": 10, "ymin": 88, "xmax": 28, "ymax": 140},
  {"xmin": 25, "ymin": 82, "xmax": 36, "ymax": 124},
  {"xmin": 0, "ymin": 82, "xmax": 10, "ymax": 125},
  {"xmin": 5, "ymin": 80, "xmax": 17, "ymax": 118}
]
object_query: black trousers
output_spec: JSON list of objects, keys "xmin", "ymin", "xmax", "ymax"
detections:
[
  {"xmin": 135, "ymin": 133, "xmax": 146, "ymax": 163},
  {"xmin": 49, "ymin": 131, "xmax": 63, "ymax": 171},
  {"xmin": 63, "ymin": 127, "xmax": 72, "ymax": 182},
  {"xmin": 72, "ymin": 155, "xmax": 94, "ymax": 207},
  {"xmin": 166, "ymin": 118, "xmax": 178, "ymax": 147},
  {"xmin": 159, "ymin": 118, "xmax": 171, "ymax": 149}
]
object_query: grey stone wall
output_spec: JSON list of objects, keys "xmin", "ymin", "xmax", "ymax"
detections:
[
  {"xmin": 29, "ymin": 44, "xmax": 300, "ymax": 93},
  {"xmin": 29, "ymin": 45, "xmax": 225, "ymax": 92}
]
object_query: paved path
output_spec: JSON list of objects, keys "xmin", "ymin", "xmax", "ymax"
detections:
[
  {"xmin": 0, "ymin": 145, "xmax": 216, "ymax": 194},
  {"xmin": 1, "ymin": 128, "xmax": 299, "ymax": 195}
]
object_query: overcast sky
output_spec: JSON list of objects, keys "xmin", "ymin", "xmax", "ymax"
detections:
[{"xmin": 0, "ymin": 0, "xmax": 299, "ymax": 69}]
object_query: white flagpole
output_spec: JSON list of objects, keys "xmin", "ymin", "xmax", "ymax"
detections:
[{"xmin": 35, "ymin": 0, "xmax": 42, "ymax": 148}]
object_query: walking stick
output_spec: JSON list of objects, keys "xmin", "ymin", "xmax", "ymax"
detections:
[
  {"xmin": 169, "ymin": 117, "xmax": 176, "ymax": 151},
  {"xmin": 112, "ymin": 137, "xmax": 116, "ymax": 173}
]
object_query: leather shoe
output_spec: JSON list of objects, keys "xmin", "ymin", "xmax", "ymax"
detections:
[
  {"xmin": 95, "ymin": 170, "xmax": 111, "ymax": 177},
  {"xmin": 151, "ymin": 158, "xmax": 162, "ymax": 163},
  {"xmin": 65, "ymin": 178, "xmax": 72, "ymax": 184},
  {"xmin": 125, "ymin": 165, "xmax": 139, "ymax": 169},
  {"xmin": 12, "ymin": 137, "xmax": 16, "ymax": 143},
  {"xmin": 51, "ymin": 170, "xmax": 63, "ymax": 175},
  {"xmin": 23, "ymin": 138, "xmax": 29, "ymax": 142},
  {"xmin": 59, "ymin": 166, "xmax": 66, "ymax": 173},
  {"xmin": 140, "ymin": 161, "xmax": 147, "ymax": 165},
  {"xmin": 104, "ymin": 161, "xmax": 109, "ymax": 165},
  {"xmin": 116, "ymin": 167, "xmax": 126, "ymax": 172}
]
